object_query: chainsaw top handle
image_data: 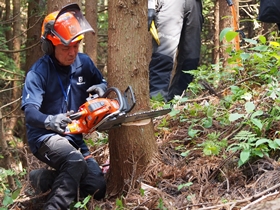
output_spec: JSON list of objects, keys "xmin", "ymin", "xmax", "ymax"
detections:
[
  {"xmin": 69, "ymin": 86, "xmax": 136, "ymax": 121},
  {"xmin": 102, "ymin": 87, "xmax": 125, "ymax": 111},
  {"xmin": 103, "ymin": 86, "xmax": 136, "ymax": 113}
]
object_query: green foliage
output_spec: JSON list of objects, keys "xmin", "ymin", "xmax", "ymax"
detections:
[
  {"xmin": 198, "ymin": 132, "xmax": 228, "ymax": 156},
  {"xmin": 0, "ymin": 168, "xmax": 25, "ymax": 209},
  {"xmin": 229, "ymin": 101, "xmax": 264, "ymax": 136},
  {"xmin": 227, "ymin": 131, "xmax": 280, "ymax": 167},
  {"xmin": 0, "ymin": 28, "xmax": 18, "ymax": 74},
  {"xmin": 115, "ymin": 197, "xmax": 124, "ymax": 210},
  {"xmin": 84, "ymin": 132, "xmax": 108, "ymax": 147},
  {"xmin": 98, "ymin": 11, "xmax": 108, "ymax": 32},
  {"xmin": 178, "ymin": 182, "xmax": 193, "ymax": 191},
  {"xmin": 73, "ymin": 195, "xmax": 91, "ymax": 210},
  {"xmin": 157, "ymin": 198, "xmax": 167, "ymax": 210},
  {"xmin": 158, "ymin": 28, "xmax": 280, "ymax": 169}
]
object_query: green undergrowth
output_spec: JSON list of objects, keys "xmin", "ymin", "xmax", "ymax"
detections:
[{"xmin": 152, "ymin": 28, "xmax": 280, "ymax": 168}]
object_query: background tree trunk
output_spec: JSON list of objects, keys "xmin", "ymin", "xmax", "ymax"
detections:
[
  {"xmin": 4, "ymin": 0, "xmax": 12, "ymax": 50},
  {"xmin": 25, "ymin": 0, "xmax": 44, "ymax": 72},
  {"xmin": 213, "ymin": 0, "xmax": 220, "ymax": 66},
  {"xmin": 47, "ymin": 0, "xmax": 80, "ymax": 13},
  {"xmin": 5, "ymin": 0, "xmax": 21, "ymax": 141},
  {"xmin": 84, "ymin": 0, "xmax": 98, "ymax": 63},
  {"xmin": 106, "ymin": 0, "xmax": 156, "ymax": 197}
]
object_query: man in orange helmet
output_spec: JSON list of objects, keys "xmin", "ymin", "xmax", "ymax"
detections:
[{"xmin": 21, "ymin": 4, "xmax": 106, "ymax": 209}]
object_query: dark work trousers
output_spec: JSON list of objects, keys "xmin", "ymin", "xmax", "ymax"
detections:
[
  {"xmin": 34, "ymin": 135, "xmax": 106, "ymax": 210},
  {"xmin": 149, "ymin": 0, "xmax": 203, "ymax": 102}
]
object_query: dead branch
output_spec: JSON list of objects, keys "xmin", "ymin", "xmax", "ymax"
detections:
[
  {"xmin": 0, "ymin": 67, "xmax": 25, "ymax": 77},
  {"xmin": 0, "ymin": 41, "xmax": 40, "ymax": 53},
  {"xmin": 241, "ymin": 191, "xmax": 279, "ymax": 210},
  {"xmin": 0, "ymin": 96, "xmax": 22, "ymax": 116},
  {"xmin": 0, "ymin": 84, "xmax": 23, "ymax": 94},
  {"xmin": 185, "ymin": 183, "xmax": 280, "ymax": 210}
]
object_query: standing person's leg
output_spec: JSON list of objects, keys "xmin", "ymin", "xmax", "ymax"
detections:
[
  {"xmin": 79, "ymin": 154, "xmax": 106, "ymax": 200},
  {"xmin": 34, "ymin": 135, "xmax": 88, "ymax": 210},
  {"xmin": 149, "ymin": 0, "xmax": 185, "ymax": 101},
  {"xmin": 167, "ymin": 0, "xmax": 203, "ymax": 101}
]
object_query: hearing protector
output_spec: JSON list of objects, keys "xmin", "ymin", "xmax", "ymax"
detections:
[{"xmin": 41, "ymin": 21, "xmax": 54, "ymax": 55}]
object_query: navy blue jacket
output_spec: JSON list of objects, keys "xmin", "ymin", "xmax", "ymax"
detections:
[{"xmin": 21, "ymin": 53, "xmax": 107, "ymax": 154}]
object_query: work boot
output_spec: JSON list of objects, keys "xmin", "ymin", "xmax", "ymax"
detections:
[{"xmin": 29, "ymin": 168, "xmax": 58, "ymax": 193}]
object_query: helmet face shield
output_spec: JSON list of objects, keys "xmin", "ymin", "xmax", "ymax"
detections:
[{"xmin": 51, "ymin": 3, "xmax": 95, "ymax": 45}]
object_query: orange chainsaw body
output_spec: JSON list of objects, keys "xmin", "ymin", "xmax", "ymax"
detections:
[{"xmin": 65, "ymin": 97, "xmax": 120, "ymax": 134}]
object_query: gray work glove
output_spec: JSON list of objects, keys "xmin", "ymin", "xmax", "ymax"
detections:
[
  {"xmin": 86, "ymin": 83, "xmax": 107, "ymax": 97},
  {"xmin": 148, "ymin": 9, "xmax": 156, "ymax": 31},
  {"xmin": 44, "ymin": 111, "xmax": 73, "ymax": 134}
]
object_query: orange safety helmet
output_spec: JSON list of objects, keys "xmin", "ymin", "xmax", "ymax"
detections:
[{"xmin": 41, "ymin": 3, "xmax": 95, "ymax": 46}]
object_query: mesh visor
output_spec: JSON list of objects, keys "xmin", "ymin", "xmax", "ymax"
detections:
[{"xmin": 51, "ymin": 3, "xmax": 95, "ymax": 45}]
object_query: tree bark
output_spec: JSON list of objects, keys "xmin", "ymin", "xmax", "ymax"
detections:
[
  {"xmin": 213, "ymin": 0, "xmax": 220, "ymax": 66},
  {"xmin": 4, "ymin": 0, "xmax": 12, "ymax": 51},
  {"xmin": 106, "ymin": 0, "xmax": 156, "ymax": 197},
  {"xmin": 84, "ymin": 0, "xmax": 98, "ymax": 63},
  {"xmin": 25, "ymin": 0, "xmax": 44, "ymax": 72},
  {"xmin": 5, "ymin": 0, "xmax": 21, "ymax": 142},
  {"xmin": 47, "ymin": 0, "xmax": 81, "ymax": 13}
]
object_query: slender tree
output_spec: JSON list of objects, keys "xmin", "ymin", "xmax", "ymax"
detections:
[
  {"xmin": 106, "ymin": 0, "xmax": 156, "ymax": 197},
  {"xmin": 4, "ymin": 0, "xmax": 21, "ymax": 141},
  {"xmin": 213, "ymin": 0, "xmax": 220, "ymax": 65},
  {"xmin": 4, "ymin": 0, "xmax": 12, "ymax": 50}
]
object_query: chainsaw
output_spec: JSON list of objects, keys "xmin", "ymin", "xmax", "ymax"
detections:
[{"xmin": 64, "ymin": 86, "xmax": 171, "ymax": 134}]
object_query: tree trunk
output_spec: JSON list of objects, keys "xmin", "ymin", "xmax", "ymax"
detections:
[
  {"xmin": 25, "ymin": 0, "xmax": 44, "ymax": 72},
  {"xmin": 213, "ymin": 0, "xmax": 220, "ymax": 66},
  {"xmin": 5, "ymin": 0, "xmax": 12, "ymax": 51},
  {"xmin": 5, "ymin": 0, "xmax": 21, "ymax": 142},
  {"xmin": 22, "ymin": 0, "xmax": 45, "ymax": 164},
  {"xmin": 106, "ymin": 0, "xmax": 156, "ymax": 197},
  {"xmin": 47, "ymin": 0, "xmax": 81, "ymax": 13},
  {"xmin": 84, "ymin": 0, "xmax": 98, "ymax": 63},
  {"xmin": 108, "ymin": 121, "xmax": 156, "ymax": 196}
]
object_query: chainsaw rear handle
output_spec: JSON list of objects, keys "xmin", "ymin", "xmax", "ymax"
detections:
[{"xmin": 69, "ymin": 111, "xmax": 84, "ymax": 120}]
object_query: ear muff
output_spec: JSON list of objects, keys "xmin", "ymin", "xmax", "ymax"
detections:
[
  {"xmin": 41, "ymin": 21, "xmax": 55, "ymax": 55},
  {"xmin": 41, "ymin": 38, "xmax": 54, "ymax": 55}
]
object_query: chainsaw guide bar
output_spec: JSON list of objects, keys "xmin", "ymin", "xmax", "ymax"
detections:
[{"xmin": 97, "ymin": 108, "xmax": 171, "ymax": 132}]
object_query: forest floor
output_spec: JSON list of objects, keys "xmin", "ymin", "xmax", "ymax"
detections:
[{"xmin": 9, "ymin": 93, "xmax": 280, "ymax": 210}]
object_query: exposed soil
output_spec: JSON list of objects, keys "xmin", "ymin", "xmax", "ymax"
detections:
[{"xmin": 9, "ymin": 95, "xmax": 280, "ymax": 210}]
